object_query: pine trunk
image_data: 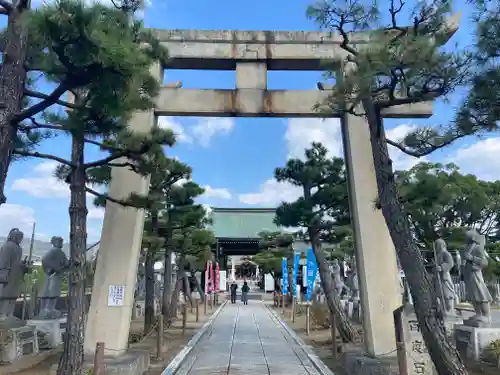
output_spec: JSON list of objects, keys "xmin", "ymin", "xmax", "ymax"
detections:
[
  {"xmin": 183, "ymin": 273, "xmax": 193, "ymax": 306},
  {"xmin": 162, "ymin": 234, "xmax": 174, "ymax": 315},
  {"xmin": 166, "ymin": 276, "xmax": 183, "ymax": 326},
  {"xmin": 57, "ymin": 136, "xmax": 87, "ymax": 375},
  {"xmin": 308, "ymin": 228, "xmax": 358, "ymax": 342},
  {"xmin": 363, "ymin": 99, "xmax": 467, "ymax": 375},
  {"xmin": 191, "ymin": 270, "xmax": 205, "ymax": 302},
  {"xmin": 0, "ymin": 6, "xmax": 30, "ymax": 205},
  {"xmin": 144, "ymin": 247, "xmax": 156, "ymax": 335}
]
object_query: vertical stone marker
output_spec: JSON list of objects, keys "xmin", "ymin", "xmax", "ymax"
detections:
[{"xmin": 394, "ymin": 304, "xmax": 435, "ymax": 375}]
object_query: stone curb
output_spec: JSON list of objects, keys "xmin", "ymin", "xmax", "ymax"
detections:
[
  {"xmin": 265, "ymin": 303, "xmax": 336, "ymax": 375},
  {"xmin": 160, "ymin": 300, "xmax": 228, "ymax": 375}
]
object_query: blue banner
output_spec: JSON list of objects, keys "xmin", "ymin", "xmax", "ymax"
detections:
[
  {"xmin": 281, "ymin": 257, "xmax": 289, "ymax": 295},
  {"xmin": 292, "ymin": 252, "xmax": 300, "ymax": 297},
  {"xmin": 306, "ymin": 248, "xmax": 318, "ymax": 301}
]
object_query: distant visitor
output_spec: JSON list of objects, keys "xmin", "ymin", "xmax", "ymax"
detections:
[
  {"xmin": 230, "ymin": 281, "xmax": 238, "ymax": 304},
  {"xmin": 241, "ymin": 281, "xmax": 250, "ymax": 305}
]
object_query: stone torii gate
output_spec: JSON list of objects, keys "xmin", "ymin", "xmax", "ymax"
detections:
[{"xmin": 84, "ymin": 22, "xmax": 458, "ymax": 358}]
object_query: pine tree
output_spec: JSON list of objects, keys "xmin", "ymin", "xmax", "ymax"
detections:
[
  {"xmin": 160, "ymin": 181, "xmax": 208, "ymax": 319},
  {"xmin": 307, "ymin": 0, "xmax": 476, "ymax": 373},
  {"xmin": 7, "ymin": 2, "xmax": 171, "ymax": 373},
  {"xmin": 134, "ymin": 157, "xmax": 207, "ymax": 333},
  {"xmin": 253, "ymin": 231, "xmax": 294, "ymax": 292},
  {"xmin": 274, "ymin": 142, "xmax": 357, "ymax": 342},
  {"xmin": 0, "ymin": 0, "xmax": 149, "ymax": 205},
  {"xmin": 102, "ymin": 153, "xmax": 208, "ymax": 329},
  {"xmin": 171, "ymin": 226, "xmax": 214, "ymax": 318}
]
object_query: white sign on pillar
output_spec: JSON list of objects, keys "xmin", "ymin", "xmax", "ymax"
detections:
[{"xmin": 107, "ymin": 285, "xmax": 125, "ymax": 306}]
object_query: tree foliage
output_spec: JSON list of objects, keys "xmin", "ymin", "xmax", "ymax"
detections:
[
  {"xmin": 396, "ymin": 162, "xmax": 500, "ymax": 250},
  {"xmin": 273, "ymin": 142, "xmax": 357, "ymax": 342},
  {"xmin": 274, "ymin": 143, "xmax": 350, "ymax": 241},
  {"xmin": 252, "ymin": 231, "xmax": 294, "ymax": 279},
  {"xmin": 307, "ymin": 1, "xmax": 477, "ymax": 373},
  {"xmin": 6, "ymin": 1, "xmax": 172, "ymax": 374}
]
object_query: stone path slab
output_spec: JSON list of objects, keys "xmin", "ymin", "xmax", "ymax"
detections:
[{"xmin": 175, "ymin": 301, "xmax": 324, "ymax": 375}]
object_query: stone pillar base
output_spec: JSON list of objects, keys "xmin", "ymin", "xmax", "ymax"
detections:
[{"xmin": 455, "ymin": 324, "xmax": 500, "ymax": 361}]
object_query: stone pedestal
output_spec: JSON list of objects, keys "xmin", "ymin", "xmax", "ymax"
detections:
[
  {"xmin": 0, "ymin": 324, "xmax": 39, "ymax": 363},
  {"xmin": 443, "ymin": 315, "xmax": 463, "ymax": 341},
  {"xmin": 455, "ymin": 324, "xmax": 500, "ymax": 361},
  {"xmin": 28, "ymin": 319, "xmax": 62, "ymax": 349}
]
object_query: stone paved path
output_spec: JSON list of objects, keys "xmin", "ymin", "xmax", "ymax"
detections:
[{"xmin": 176, "ymin": 301, "xmax": 324, "ymax": 375}]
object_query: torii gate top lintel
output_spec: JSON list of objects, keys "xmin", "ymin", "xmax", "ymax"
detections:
[
  {"xmin": 151, "ymin": 14, "xmax": 459, "ymax": 118},
  {"xmin": 150, "ymin": 13, "xmax": 459, "ymax": 71}
]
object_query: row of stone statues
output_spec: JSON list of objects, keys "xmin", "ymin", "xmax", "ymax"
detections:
[
  {"xmin": 327, "ymin": 228, "xmax": 492, "ymax": 327},
  {"xmin": 435, "ymin": 229, "xmax": 492, "ymax": 327},
  {"xmin": 0, "ymin": 229, "xmax": 69, "ymax": 322}
]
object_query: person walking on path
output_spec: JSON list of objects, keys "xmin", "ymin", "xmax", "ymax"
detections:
[
  {"xmin": 230, "ymin": 281, "xmax": 238, "ymax": 304},
  {"xmin": 241, "ymin": 281, "xmax": 250, "ymax": 305}
]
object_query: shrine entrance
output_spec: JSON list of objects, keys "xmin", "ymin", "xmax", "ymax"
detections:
[{"xmin": 85, "ymin": 25, "xmax": 458, "ymax": 359}]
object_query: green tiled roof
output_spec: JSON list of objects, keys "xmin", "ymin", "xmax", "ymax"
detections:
[{"xmin": 210, "ymin": 208, "xmax": 280, "ymax": 238}]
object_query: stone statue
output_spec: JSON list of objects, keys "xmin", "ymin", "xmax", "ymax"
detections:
[
  {"xmin": 433, "ymin": 239, "xmax": 457, "ymax": 315},
  {"xmin": 346, "ymin": 260, "xmax": 360, "ymax": 301},
  {"xmin": 0, "ymin": 228, "xmax": 28, "ymax": 321},
  {"xmin": 454, "ymin": 250, "xmax": 462, "ymax": 279},
  {"xmin": 462, "ymin": 229, "xmax": 492, "ymax": 327},
  {"xmin": 38, "ymin": 236, "xmax": 69, "ymax": 319},
  {"xmin": 330, "ymin": 259, "xmax": 345, "ymax": 296}
]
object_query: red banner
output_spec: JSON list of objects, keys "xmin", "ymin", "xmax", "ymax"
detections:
[{"xmin": 215, "ymin": 262, "xmax": 220, "ymax": 292}]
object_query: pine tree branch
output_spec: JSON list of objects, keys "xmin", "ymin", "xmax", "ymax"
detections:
[
  {"xmin": 84, "ymin": 138, "xmax": 127, "ymax": 153},
  {"xmin": 85, "ymin": 186, "xmax": 139, "ymax": 207},
  {"xmin": 83, "ymin": 143, "xmax": 152, "ymax": 169},
  {"xmin": 13, "ymin": 81, "xmax": 71, "ymax": 123},
  {"xmin": 107, "ymin": 161, "xmax": 140, "ymax": 172},
  {"xmin": 18, "ymin": 117, "xmax": 64, "ymax": 131},
  {"xmin": 386, "ymin": 131, "xmax": 469, "ymax": 157},
  {"xmin": 24, "ymin": 89, "xmax": 77, "ymax": 110},
  {"xmin": 12, "ymin": 150, "xmax": 74, "ymax": 166},
  {"xmin": 0, "ymin": 0, "xmax": 12, "ymax": 14}
]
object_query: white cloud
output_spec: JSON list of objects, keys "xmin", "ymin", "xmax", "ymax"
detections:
[
  {"xmin": 173, "ymin": 177, "xmax": 232, "ymax": 200},
  {"xmin": 0, "ymin": 204, "xmax": 36, "ymax": 236},
  {"xmin": 11, "ymin": 161, "xmax": 102, "ymax": 203},
  {"xmin": 239, "ymin": 179, "xmax": 301, "ymax": 206},
  {"xmin": 286, "ymin": 118, "xmax": 343, "ymax": 159},
  {"xmin": 159, "ymin": 118, "xmax": 193, "ymax": 144},
  {"xmin": 386, "ymin": 124, "xmax": 426, "ymax": 171},
  {"xmin": 191, "ymin": 118, "xmax": 234, "ymax": 147},
  {"xmin": 239, "ymin": 120, "xmax": 423, "ymax": 206},
  {"xmin": 88, "ymin": 207, "xmax": 105, "ymax": 220},
  {"xmin": 203, "ymin": 185, "xmax": 232, "ymax": 200},
  {"xmin": 158, "ymin": 117, "xmax": 234, "ymax": 147},
  {"xmin": 451, "ymin": 137, "xmax": 500, "ymax": 181},
  {"xmin": 12, "ymin": 161, "xmax": 68, "ymax": 199}
]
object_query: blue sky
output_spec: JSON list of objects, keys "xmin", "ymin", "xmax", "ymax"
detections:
[{"xmin": 2, "ymin": 0, "xmax": 499, "ymax": 244}]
